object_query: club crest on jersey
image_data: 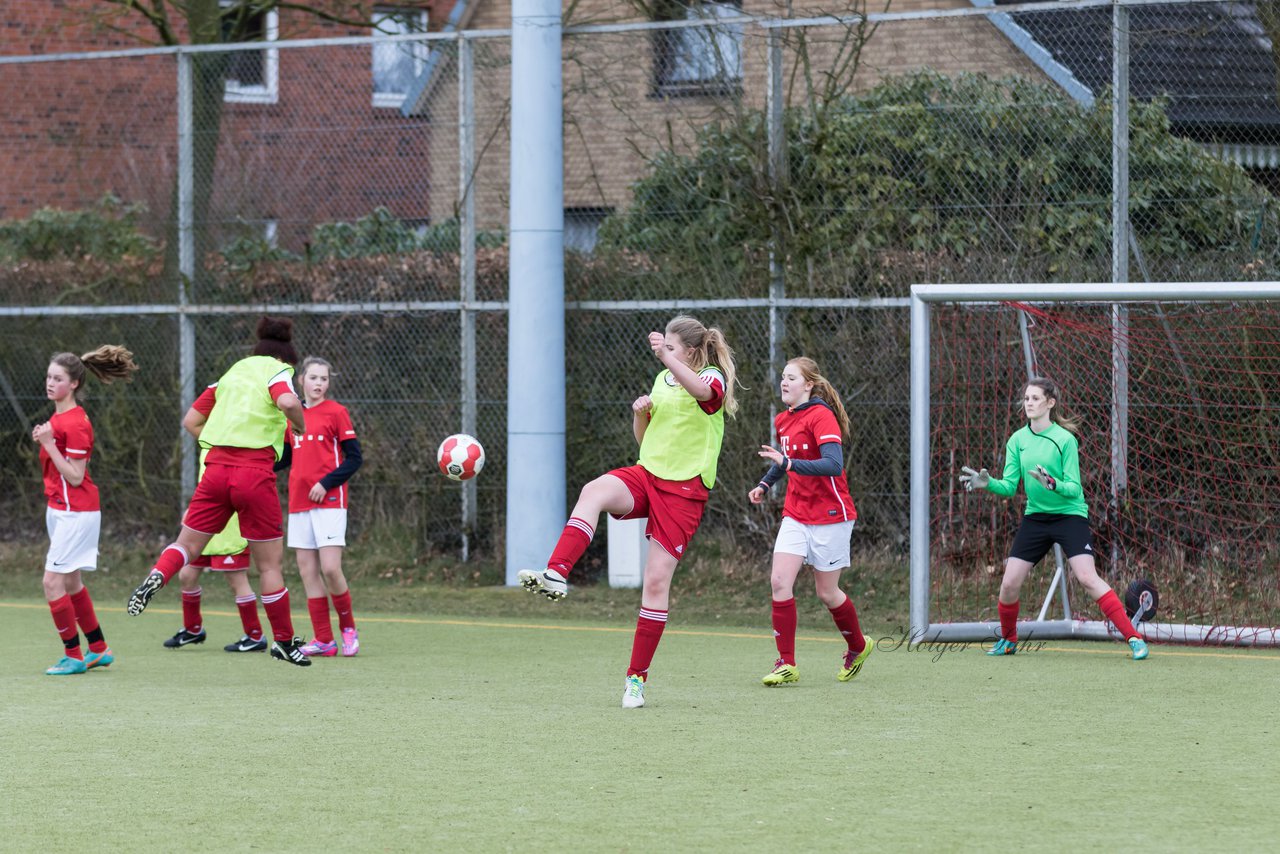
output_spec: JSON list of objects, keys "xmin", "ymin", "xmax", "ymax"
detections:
[{"xmin": 664, "ymin": 372, "xmax": 679, "ymax": 387}]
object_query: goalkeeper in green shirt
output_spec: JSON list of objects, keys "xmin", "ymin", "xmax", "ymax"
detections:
[{"xmin": 960, "ymin": 377, "xmax": 1149, "ymax": 660}]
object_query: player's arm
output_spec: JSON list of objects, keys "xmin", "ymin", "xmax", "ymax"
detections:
[
  {"xmin": 319, "ymin": 438, "xmax": 363, "ymax": 491},
  {"xmin": 32, "ymin": 423, "xmax": 87, "ymax": 487},
  {"xmin": 632, "ymin": 395, "xmax": 652, "ymax": 446},
  {"xmin": 985, "ymin": 436, "xmax": 1022, "ymax": 497},
  {"xmin": 276, "ymin": 391, "xmax": 305, "ymax": 434},
  {"xmin": 648, "ymin": 331, "xmax": 712, "ymax": 402},
  {"xmin": 783, "ymin": 442, "xmax": 843, "ymax": 477},
  {"xmin": 185, "ymin": 384, "xmax": 216, "ymax": 439},
  {"xmin": 273, "ymin": 440, "xmax": 292, "ymax": 473},
  {"xmin": 182, "ymin": 407, "xmax": 206, "ymax": 439},
  {"xmin": 1047, "ymin": 439, "xmax": 1083, "ymax": 499}
]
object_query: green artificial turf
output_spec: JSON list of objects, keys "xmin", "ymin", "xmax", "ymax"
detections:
[{"xmin": 3, "ymin": 597, "xmax": 1279, "ymax": 852}]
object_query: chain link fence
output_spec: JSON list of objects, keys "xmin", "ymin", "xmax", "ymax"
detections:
[{"xmin": 1, "ymin": 3, "xmax": 1276, "ymax": 579}]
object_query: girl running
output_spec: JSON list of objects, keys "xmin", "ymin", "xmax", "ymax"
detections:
[
  {"xmin": 748, "ymin": 357, "xmax": 872, "ymax": 686},
  {"xmin": 126, "ymin": 316, "xmax": 312, "ymax": 666},
  {"xmin": 35, "ymin": 346, "xmax": 139, "ymax": 675},
  {"xmin": 160, "ymin": 384, "xmax": 267, "ymax": 653},
  {"xmin": 278, "ymin": 356, "xmax": 363, "ymax": 658},
  {"xmin": 518, "ymin": 316, "xmax": 738, "ymax": 709},
  {"xmin": 959, "ymin": 376, "xmax": 1149, "ymax": 660}
]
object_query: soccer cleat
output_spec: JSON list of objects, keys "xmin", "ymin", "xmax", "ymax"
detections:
[
  {"xmin": 46, "ymin": 656, "xmax": 88, "ymax": 676},
  {"xmin": 163, "ymin": 628, "xmax": 207, "ymax": 649},
  {"xmin": 838, "ymin": 635, "xmax": 875, "ymax": 682},
  {"xmin": 300, "ymin": 639, "xmax": 338, "ymax": 657},
  {"xmin": 126, "ymin": 571, "xmax": 165, "ymax": 616},
  {"xmin": 987, "ymin": 638, "xmax": 1018, "ymax": 656},
  {"xmin": 517, "ymin": 568, "xmax": 568, "ymax": 601},
  {"xmin": 1128, "ymin": 637, "xmax": 1149, "ymax": 661},
  {"xmin": 224, "ymin": 635, "xmax": 268, "ymax": 653},
  {"xmin": 83, "ymin": 648, "xmax": 115, "ymax": 669},
  {"xmin": 761, "ymin": 659, "xmax": 800, "ymax": 686},
  {"xmin": 341, "ymin": 627, "xmax": 360, "ymax": 657},
  {"xmin": 622, "ymin": 674, "xmax": 646, "ymax": 708},
  {"xmin": 270, "ymin": 637, "xmax": 313, "ymax": 667}
]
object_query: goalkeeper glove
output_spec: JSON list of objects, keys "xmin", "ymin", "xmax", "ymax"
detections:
[
  {"xmin": 959, "ymin": 466, "xmax": 990, "ymax": 492},
  {"xmin": 1028, "ymin": 464, "xmax": 1057, "ymax": 491}
]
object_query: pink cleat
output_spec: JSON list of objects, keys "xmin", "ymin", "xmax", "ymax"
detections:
[
  {"xmin": 341, "ymin": 627, "xmax": 360, "ymax": 657},
  {"xmin": 299, "ymin": 639, "xmax": 337, "ymax": 657}
]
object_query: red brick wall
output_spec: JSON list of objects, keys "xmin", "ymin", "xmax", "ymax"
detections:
[{"xmin": 0, "ymin": 1, "xmax": 459, "ymax": 249}]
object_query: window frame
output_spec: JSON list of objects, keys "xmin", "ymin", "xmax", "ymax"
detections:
[
  {"xmin": 222, "ymin": 5, "xmax": 279, "ymax": 105},
  {"xmin": 652, "ymin": 0, "xmax": 744, "ymax": 98},
  {"xmin": 372, "ymin": 7, "xmax": 431, "ymax": 109}
]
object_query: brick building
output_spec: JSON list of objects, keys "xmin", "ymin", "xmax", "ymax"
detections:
[
  {"xmin": 408, "ymin": 0, "xmax": 1048, "ymax": 246},
  {"xmin": 0, "ymin": 1, "xmax": 456, "ymax": 248}
]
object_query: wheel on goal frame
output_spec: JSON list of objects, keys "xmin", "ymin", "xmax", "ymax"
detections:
[{"xmin": 1124, "ymin": 578, "xmax": 1159, "ymax": 624}]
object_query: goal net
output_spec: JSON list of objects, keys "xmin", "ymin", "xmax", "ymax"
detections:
[{"xmin": 910, "ymin": 283, "xmax": 1280, "ymax": 646}]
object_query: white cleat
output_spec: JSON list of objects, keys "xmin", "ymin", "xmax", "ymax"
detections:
[
  {"xmin": 516, "ymin": 568, "xmax": 568, "ymax": 601},
  {"xmin": 621, "ymin": 674, "xmax": 646, "ymax": 709}
]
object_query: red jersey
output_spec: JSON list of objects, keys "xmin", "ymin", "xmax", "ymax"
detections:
[
  {"xmin": 40, "ymin": 406, "xmax": 100, "ymax": 512},
  {"xmin": 288, "ymin": 399, "xmax": 357, "ymax": 513},
  {"xmin": 774, "ymin": 400, "xmax": 856, "ymax": 525}
]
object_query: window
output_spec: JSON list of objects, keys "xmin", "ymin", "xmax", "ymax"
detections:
[
  {"xmin": 653, "ymin": 1, "xmax": 743, "ymax": 96},
  {"xmin": 565, "ymin": 208, "xmax": 612, "ymax": 254},
  {"xmin": 373, "ymin": 8, "xmax": 429, "ymax": 108},
  {"xmin": 221, "ymin": 4, "xmax": 278, "ymax": 104}
]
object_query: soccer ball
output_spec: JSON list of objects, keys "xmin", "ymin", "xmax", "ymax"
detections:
[{"xmin": 437, "ymin": 433, "xmax": 485, "ymax": 481}]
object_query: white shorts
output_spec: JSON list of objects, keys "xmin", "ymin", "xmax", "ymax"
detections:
[
  {"xmin": 45, "ymin": 508, "xmax": 101, "ymax": 573},
  {"xmin": 773, "ymin": 516, "xmax": 855, "ymax": 571},
  {"xmin": 287, "ymin": 508, "xmax": 348, "ymax": 550}
]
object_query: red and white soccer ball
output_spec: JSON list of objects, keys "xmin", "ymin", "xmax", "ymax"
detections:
[{"xmin": 437, "ymin": 433, "xmax": 485, "ymax": 481}]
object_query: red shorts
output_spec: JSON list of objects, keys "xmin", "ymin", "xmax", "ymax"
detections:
[
  {"xmin": 190, "ymin": 547, "xmax": 251, "ymax": 571},
  {"xmin": 183, "ymin": 464, "xmax": 284, "ymax": 542},
  {"xmin": 608, "ymin": 465, "xmax": 707, "ymax": 561}
]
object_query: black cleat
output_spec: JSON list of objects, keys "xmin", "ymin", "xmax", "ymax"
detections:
[
  {"xmin": 163, "ymin": 628, "xmax": 207, "ymax": 648},
  {"xmin": 127, "ymin": 572, "xmax": 165, "ymax": 616},
  {"xmin": 224, "ymin": 635, "xmax": 268, "ymax": 653},
  {"xmin": 270, "ymin": 637, "xmax": 312, "ymax": 667}
]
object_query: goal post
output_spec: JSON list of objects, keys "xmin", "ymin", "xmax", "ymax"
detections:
[{"xmin": 910, "ymin": 282, "xmax": 1280, "ymax": 647}]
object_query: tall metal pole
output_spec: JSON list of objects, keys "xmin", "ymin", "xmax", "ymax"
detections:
[
  {"xmin": 506, "ymin": 0, "xmax": 565, "ymax": 584},
  {"xmin": 177, "ymin": 51, "xmax": 197, "ymax": 501},
  {"xmin": 458, "ymin": 33, "xmax": 477, "ymax": 562},
  {"xmin": 1110, "ymin": 2, "xmax": 1131, "ymax": 571},
  {"xmin": 766, "ymin": 25, "xmax": 786, "ymax": 411}
]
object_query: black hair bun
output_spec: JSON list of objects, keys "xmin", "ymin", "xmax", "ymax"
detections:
[{"xmin": 256, "ymin": 316, "xmax": 294, "ymax": 342}]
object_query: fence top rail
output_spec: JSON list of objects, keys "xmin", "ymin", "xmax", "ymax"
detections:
[
  {"xmin": 911, "ymin": 283, "xmax": 1280, "ymax": 303},
  {"xmin": 0, "ymin": 297, "xmax": 910, "ymax": 318},
  {"xmin": 0, "ymin": 0, "xmax": 1231, "ymax": 65}
]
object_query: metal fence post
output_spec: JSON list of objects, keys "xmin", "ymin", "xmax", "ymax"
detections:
[
  {"xmin": 177, "ymin": 50, "xmax": 197, "ymax": 501},
  {"xmin": 459, "ymin": 33, "xmax": 477, "ymax": 561}
]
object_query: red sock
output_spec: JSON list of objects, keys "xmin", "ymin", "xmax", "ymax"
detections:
[
  {"xmin": 1096, "ymin": 589, "xmax": 1140, "ymax": 640},
  {"xmin": 260, "ymin": 587, "xmax": 295, "ymax": 642},
  {"xmin": 998, "ymin": 600, "xmax": 1020, "ymax": 642},
  {"xmin": 235, "ymin": 593, "xmax": 264, "ymax": 641},
  {"xmin": 771, "ymin": 598, "xmax": 798, "ymax": 665},
  {"xmin": 627, "ymin": 607, "xmax": 668, "ymax": 679},
  {"xmin": 331, "ymin": 590, "xmax": 355, "ymax": 632},
  {"xmin": 828, "ymin": 596, "xmax": 866, "ymax": 653},
  {"xmin": 151, "ymin": 544, "xmax": 189, "ymax": 583},
  {"xmin": 69, "ymin": 587, "xmax": 108, "ymax": 654},
  {"xmin": 307, "ymin": 596, "xmax": 334, "ymax": 643},
  {"xmin": 49, "ymin": 594, "xmax": 83, "ymax": 659},
  {"xmin": 181, "ymin": 587, "xmax": 203, "ymax": 634},
  {"xmin": 547, "ymin": 517, "xmax": 594, "ymax": 579}
]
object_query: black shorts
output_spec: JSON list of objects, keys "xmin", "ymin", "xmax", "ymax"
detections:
[{"xmin": 1008, "ymin": 513, "xmax": 1094, "ymax": 564}]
